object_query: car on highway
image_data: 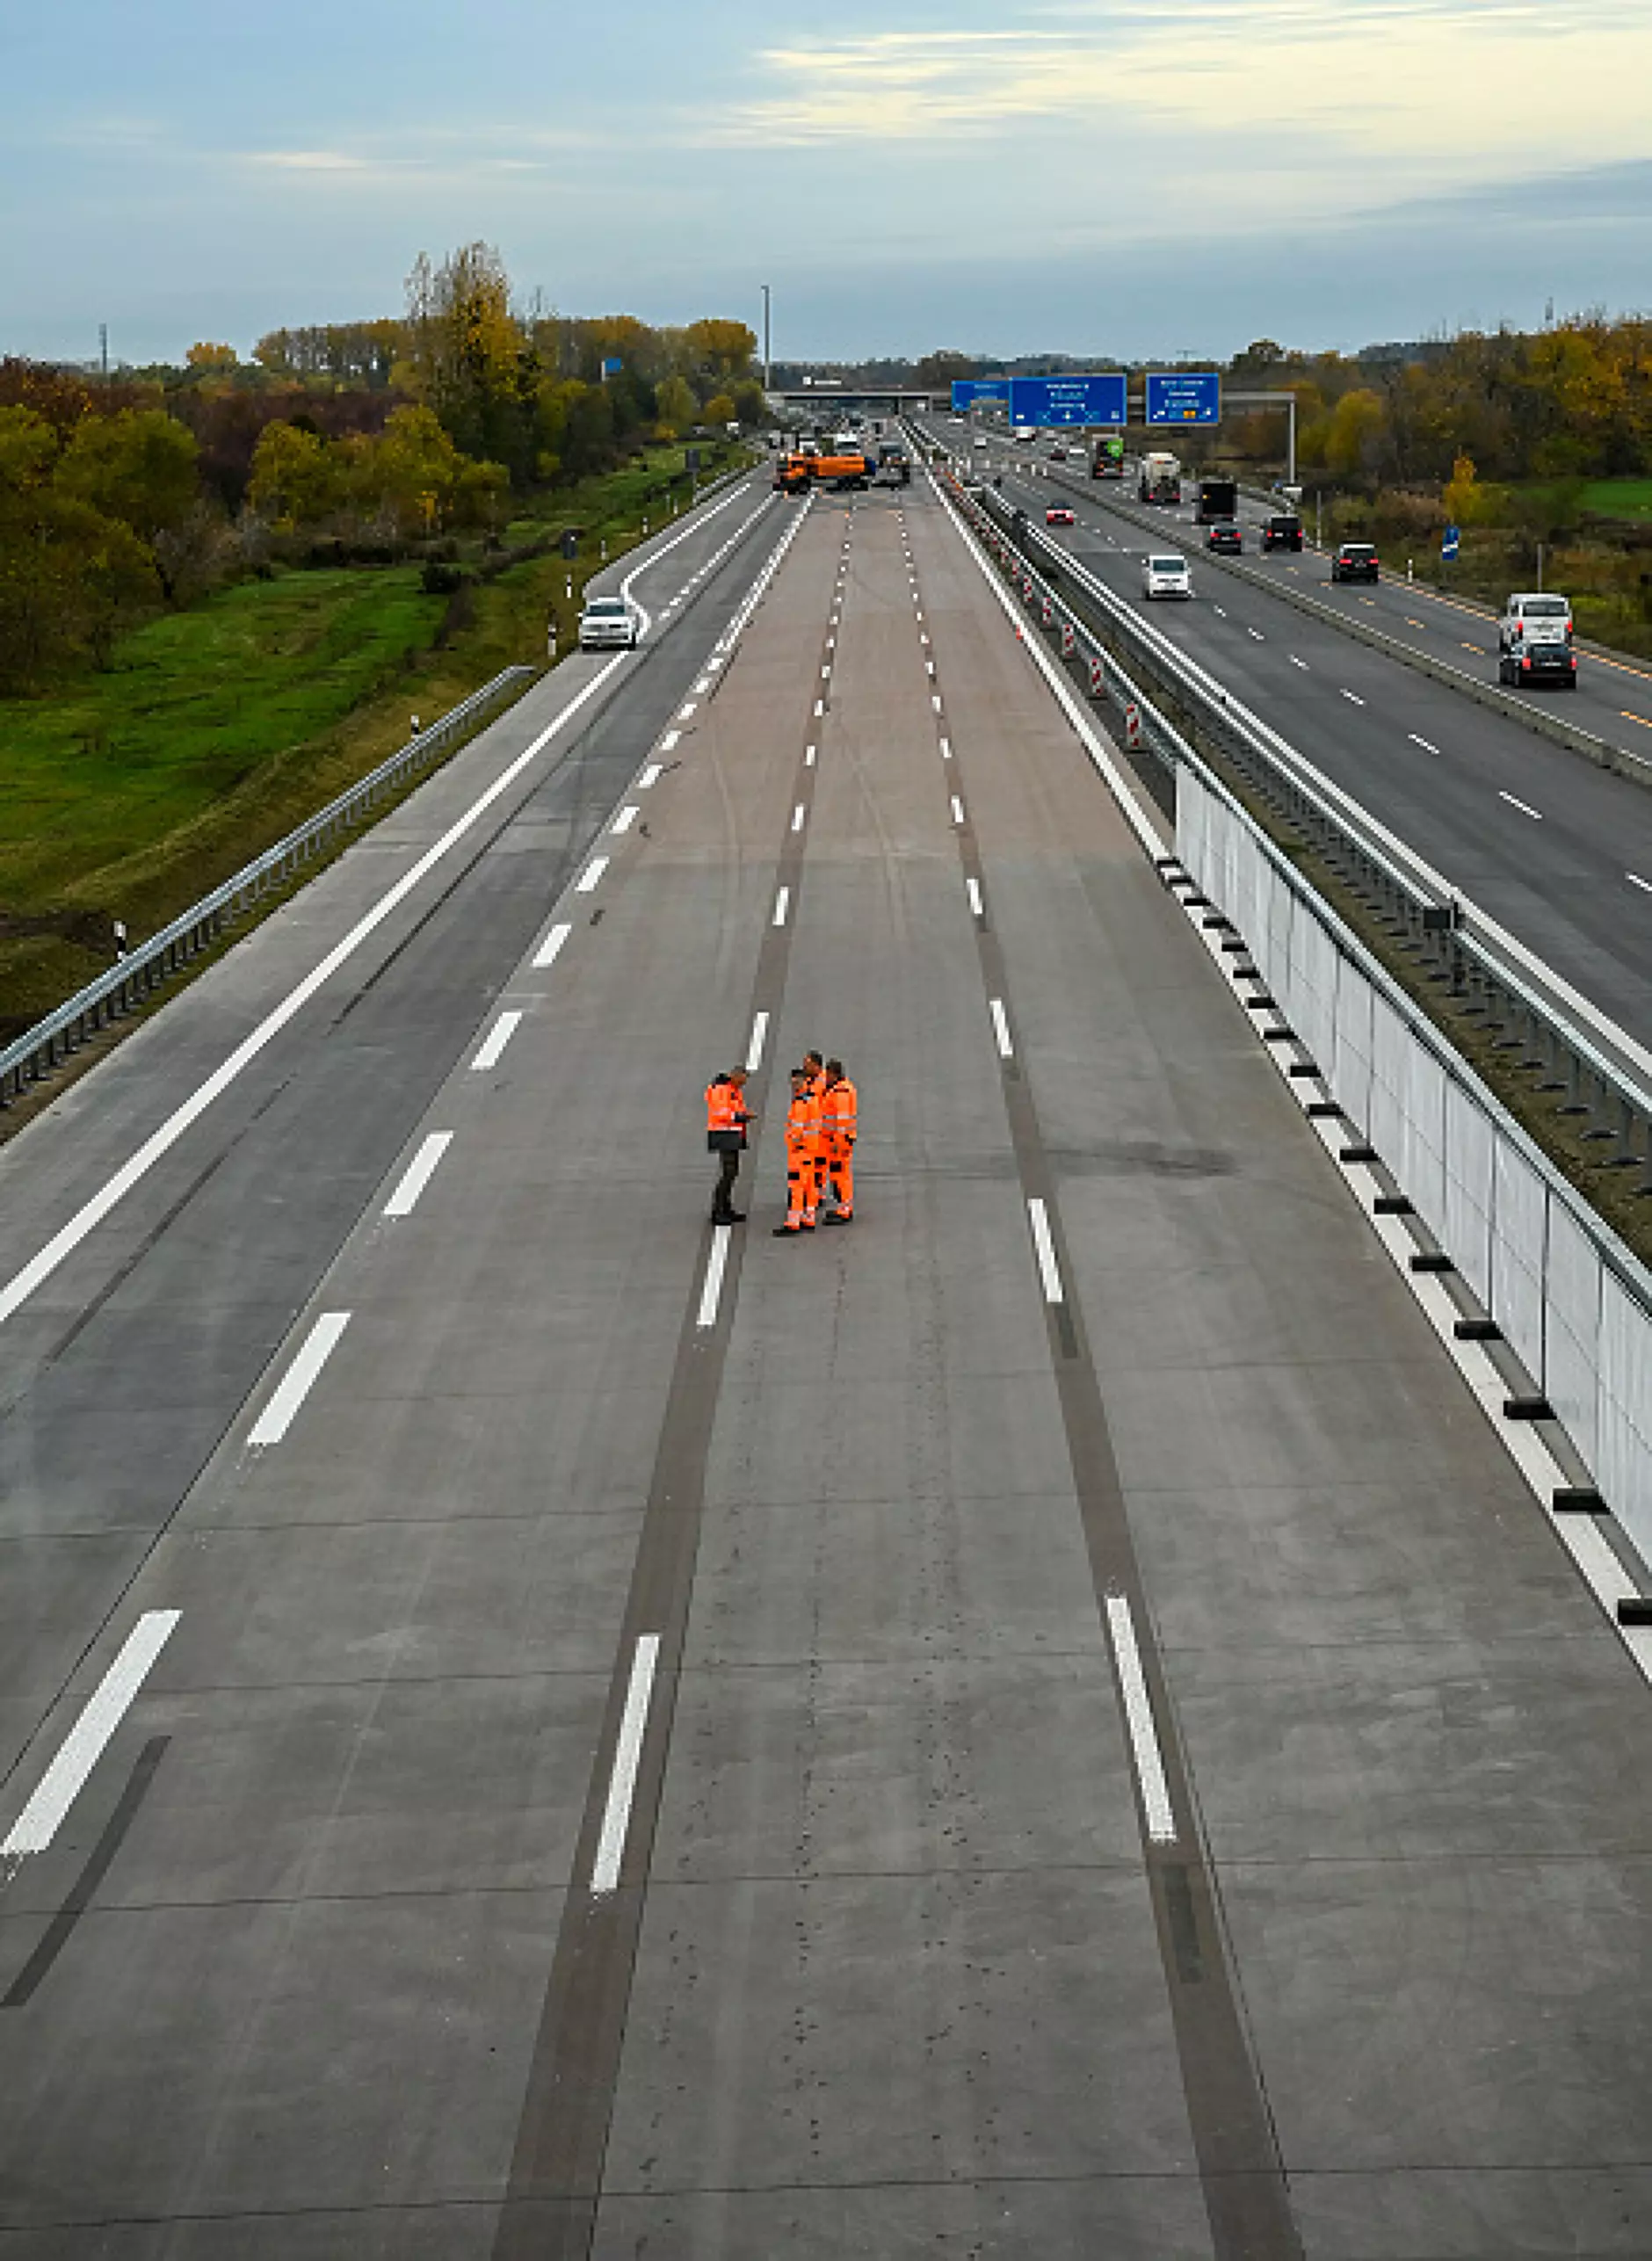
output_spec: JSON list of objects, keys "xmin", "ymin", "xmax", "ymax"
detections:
[
  {"xmin": 1500, "ymin": 591, "xmax": 1573, "ymax": 649},
  {"xmin": 576, "ymin": 593, "xmax": 641, "ymax": 650},
  {"xmin": 1049, "ymin": 445, "xmax": 1069, "ymax": 462},
  {"xmin": 1330, "ymin": 541, "xmax": 1380, "ymax": 583},
  {"xmin": 1142, "ymin": 554, "xmax": 1193, "ymax": 600},
  {"xmin": 1046, "ymin": 504, "xmax": 1076, "ymax": 527},
  {"xmin": 1499, "ymin": 618, "xmax": 1577, "ymax": 689},
  {"xmin": 1261, "ymin": 514, "xmax": 1304, "ymax": 553},
  {"xmin": 1206, "ymin": 521, "xmax": 1243, "ymax": 554}
]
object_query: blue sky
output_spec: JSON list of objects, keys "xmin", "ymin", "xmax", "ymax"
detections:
[{"xmin": 4, "ymin": 0, "xmax": 1648, "ymax": 366}]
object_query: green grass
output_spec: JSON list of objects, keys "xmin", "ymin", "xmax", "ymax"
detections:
[
  {"xmin": 1577, "ymin": 478, "xmax": 1652, "ymax": 522},
  {"xmin": 0, "ymin": 438, "xmax": 749, "ymax": 1033}
]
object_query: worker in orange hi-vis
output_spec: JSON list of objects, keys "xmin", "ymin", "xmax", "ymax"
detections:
[
  {"xmin": 773, "ymin": 1066, "xmax": 823, "ymax": 1236},
  {"xmin": 819, "ymin": 1057, "xmax": 858, "ymax": 1225},
  {"xmin": 801, "ymin": 1049, "xmax": 829, "ymax": 1219},
  {"xmin": 705, "ymin": 1067, "xmax": 753, "ymax": 1225}
]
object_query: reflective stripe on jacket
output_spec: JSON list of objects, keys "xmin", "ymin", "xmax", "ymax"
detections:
[
  {"xmin": 785, "ymin": 1091, "xmax": 822, "ymax": 1156},
  {"xmin": 706, "ymin": 1079, "xmax": 748, "ymax": 1136},
  {"xmin": 822, "ymin": 1077, "xmax": 858, "ymax": 1143}
]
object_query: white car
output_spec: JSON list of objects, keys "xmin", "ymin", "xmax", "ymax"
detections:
[
  {"xmin": 1499, "ymin": 591, "xmax": 1572, "ymax": 650},
  {"xmin": 1142, "ymin": 554, "xmax": 1192, "ymax": 600},
  {"xmin": 576, "ymin": 594, "xmax": 641, "ymax": 650}
]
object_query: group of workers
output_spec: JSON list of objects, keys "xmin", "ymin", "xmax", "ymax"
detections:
[{"xmin": 705, "ymin": 1049, "xmax": 858, "ymax": 1235}]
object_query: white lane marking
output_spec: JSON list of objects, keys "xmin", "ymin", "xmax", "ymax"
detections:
[
  {"xmin": 938, "ymin": 736, "xmax": 953, "ymax": 760},
  {"xmin": 916, "ymin": 610, "xmax": 924, "ymax": 622},
  {"xmin": 951, "ymin": 795, "xmax": 966, "ymax": 826},
  {"xmin": 638, "ymin": 764, "xmax": 662, "ymax": 789},
  {"xmin": 591, "ymin": 1634, "xmax": 661, "ymax": 1893},
  {"xmin": 814, "ymin": 699, "xmax": 825, "ymax": 717},
  {"xmin": 470, "ymin": 1010, "xmax": 523, "ymax": 1070},
  {"xmin": 696, "ymin": 1228, "xmax": 732, "ymax": 1331},
  {"xmin": 611, "ymin": 804, "xmax": 639, "ymax": 835},
  {"xmin": 746, "ymin": 1010, "xmax": 769, "ymax": 1071},
  {"xmin": 773, "ymin": 886, "xmax": 790, "ymax": 927},
  {"xmin": 931, "ymin": 694, "xmax": 943, "ymax": 713},
  {"xmin": 826, "ymin": 636, "xmax": 836, "ymax": 650},
  {"xmin": 821, "ymin": 665, "xmax": 831, "ymax": 680},
  {"xmin": 1105, "ymin": 1595, "xmax": 1177, "ymax": 1844},
  {"xmin": 792, "ymin": 803, "xmax": 807, "ymax": 832},
  {"xmin": 1340, "ymin": 688, "xmax": 1366, "ymax": 706},
  {"xmin": 1630, "ymin": 873, "xmax": 1652, "ymax": 895},
  {"xmin": 692, "ymin": 678, "xmax": 711, "ymax": 695},
  {"xmin": 383, "ymin": 1132, "xmax": 452, "ymax": 1218},
  {"xmin": 576, "ymin": 856, "xmax": 609, "ymax": 893},
  {"xmin": 1408, "ymin": 733, "xmax": 1440, "ymax": 756},
  {"xmin": 0, "ymin": 649, "xmax": 644, "ymax": 1331},
  {"xmin": 1027, "ymin": 1198, "xmax": 1064, "ymax": 1304},
  {"xmin": 805, "ymin": 744, "xmax": 817, "ymax": 766},
  {"xmin": 1288, "ymin": 655, "xmax": 1309, "ymax": 670},
  {"xmin": 920, "ymin": 634, "xmax": 931, "ymax": 648},
  {"xmin": 926, "ymin": 660, "xmax": 937, "ymax": 678},
  {"xmin": 967, "ymin": 874, "xmax": 983, "ymax": 917},
  {"xmin": 1, "ymin": 1612, "xmax": 182, "ymax": 1862},
  {"xmin": 660, "ymin": 729, "xmax": 681, "ymax": 752},
  {"xmin": 1213, "ymin": 605, "xmax": 1227, "ymax": 617},
  {"xmin": 989, "ymin": 997, "xmax": 1013, "ymax": 1058},
  {"xmin": 249, "ymin": 1310, "xmax": 351, "ymax": 1446},
  {"xmin": 677, "ymin": 702, "xmax": 697, "ymax": 720},
  {"xmin": 1247, "ymin": 627, "xmax": 1265, "ymax": 641},
  {"xmin": 1500, "ymin": 790, "xmax": 1543, "ymax": 822},
  {"xmin": 532, "ymin": 921, "xmax": 572, "ymax": 970}
]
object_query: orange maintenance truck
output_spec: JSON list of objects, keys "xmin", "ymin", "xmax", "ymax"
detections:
[{"xmin": 773, "ymin": 451, "xmax": 874, "ymax": 495}]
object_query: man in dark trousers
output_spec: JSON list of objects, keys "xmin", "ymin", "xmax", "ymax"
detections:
[{"xmin": 706, "ymin": 1067, "xmax": 753, "ymax": 1224}]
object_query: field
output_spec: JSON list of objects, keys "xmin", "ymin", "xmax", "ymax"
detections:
[{"xmin": 0, "ymin": 441, "xmax": 743, "ymax": 1034}]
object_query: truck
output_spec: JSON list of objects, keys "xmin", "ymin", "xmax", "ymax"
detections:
[
  {"xmin": 772, "ymin": 451, "xmax": 874, "ymax": 495},
  {"xmin": 1195, "ymin": 476, "xmax": 1238, "ymax": 525},
  {"xmin": 1139, "ymin": 452, "xmax": 1182, "ymax": 504},
  {"xmin": 1090, "ymin": 433, "xmax": 1126, "ymax": 479}
]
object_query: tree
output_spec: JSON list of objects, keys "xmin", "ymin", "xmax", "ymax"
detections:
[
  {"xmin": 55, "ymin": 409, "xmax": 199, "ymax": 544},
  {"xmin": 1323, "ymin": 388, "xmax": 1387, "ymax": 478},
  {"xmin": 247, "ymin": 421, "xmax": 341, "ymax": 524},
  {"xmin": 0, "ymin": 409, "xmax": 156, "ymax": 684},
  {"xmin": 404, "ymin": 243, "xmax": 531, "ymax": 474},
  {"xmin": 187, "ymin": 342, "xmax": 239, "ymax": 373},
  {"xmin": 682, "ymin": 319, "xmax": 757, "ymax": 382},
  {"xmin": 655, "ymin": 376, "xmax": 699, "ymax": 438},
  {"xmin": 915, "ymin": 350, "xmax": 978, "ymax": 394},
  {"xmin": 705, "ymin": 392, "xmax": 736, "ymax": 426}
]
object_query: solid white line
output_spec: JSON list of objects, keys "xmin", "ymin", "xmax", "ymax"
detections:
[
  {"xmin": 249, "ymin": 1310, "xmax": 351, "ymax": 1446},
  {"xmin": 1340, "ymin": 688, "xmax": 1366, "ymax": 706},
  {"xmin": 792, "ymin": 803, "xmax": 807, "ymax": 832},
  {"xmin": 611, "ymin": 804, "xmax": 639, "ymax": 835},
  {"xmin": 1027, "ymin": 1198, "xmax": 1063, "ymax": 1303},
  {"xmin": 746, "ymin": 1010, "xmax": 769, "ymax": 1071},
  {"xmin": 383, "ymin": 1132, "xmax": 453, "ymax": 1218},
  {"xmin": 470, "ymin": 1010, "xmax": 523, "ymax": 1070},
  {"xmin": 1105, "ymin": 1595, "xmax": 1177, "ymax": 1844},
  {"xmin": 591, "ymin": 1633, "xmax": 661, "ymax": 1893},
  {"xmin": 989, "ymin": 997, "xmax": 1013, "ymax": 1058},
  {"xmin": 1500, "ymin": 790, "xmax": 1543, "ymax": 822},
  {"xmin": 967, "ymin": 874, "xmax": 983, "ymax": 916},
  {"xmin": 1289, "ymin": 655, "xmax": 1308, "ymax": 670},
  {"xmin": 637, "ymin": 764, "xmax": 662, "ymax": 789},
  {"xmin": 951, "ymin": 795, "xmax": 966, "ymax": 825},
  {"xmin": 0, "ymin": 651, "xmax": 643, "ymax": 1332},
  {"xmin": 773, "ymin": 886, "xmax": 790, "ymax": 927},
  {"xmin": 1629, "ymin": 873, "xmax": 1652, "ymax": 895},
  {"xmin": 576, "ymin": 856, "xmax": 608, "ymax": 894},
  {"xmin": 660, "ymin": 730, "xmax": 680, "ymax": 752},
  {"xmin": 696, "ymin": 1223, "xmax": 733, "ymax": 1330},
  {"xmin": 532, "ymin": 921, "xmax": 572, "ymax": 970},
  {"xmin": 1, "ymin": 1611, "xmax": 182, "ymax": 1861},
  {"xmin": 1408, "ymin": 733, "xmax": 1440, "ymax": 756}
]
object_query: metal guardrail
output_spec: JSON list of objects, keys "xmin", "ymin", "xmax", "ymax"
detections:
[
  {"xmin": 922, "ymin": 444, "xmax": 1652, "ymax": 1192},
  {"xmin": 0, "ymin": 663, "xmax": 536, "ymax": 1107}
]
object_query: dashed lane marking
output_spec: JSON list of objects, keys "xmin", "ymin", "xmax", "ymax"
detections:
[
  {"xmin": 384, "ymin": 1132, "xmax": 453, "ymax": 1218},
  {"xmin": 1, "ymin": 1612, "xmax": 182, "ymax": 1863},
  {"xmin": 249, "ymin": 1311, "xmax": 351, "ymax": 1446},
  {"xmin": 1499, "ymin": 791, "xmax": 1543, "ymax": 822},
  {"xmin": 470, "ymin": 1011, "xmax": 523, "ymax": 1070},
  {"xmin": 533, "ymin": 921, "xmax": 572, "ymax": 969}
]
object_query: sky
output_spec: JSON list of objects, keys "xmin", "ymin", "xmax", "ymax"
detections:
[{"xmin": 4, "ymin": 0, "xmax": 1650, "ymax": 367}]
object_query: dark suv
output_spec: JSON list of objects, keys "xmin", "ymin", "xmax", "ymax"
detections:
[
  {"xmin": 1206, "ymin": 521, "xmax": 1243, "ymax": 554},
  {"xmin": 1331, "ymin": 541, "xmax": 1380, "ymax": 583},
  {"xmin": 1262, "ymin": 515, "xmax": 1303, "ymax": 553}
]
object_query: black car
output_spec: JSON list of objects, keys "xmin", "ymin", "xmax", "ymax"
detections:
[
  {"xmin": 1261, "ymin": 514, "xmax": 1303, "ymax": 552},
  {"xmin": 1206, "ymin": 521, "xmax": 1243, "ymax": 554},
  {"xmin": 1499, "ymin": 637, "xmax": 1577, "ymax": 690},
  {"xmin": 1331, "ymin": 541, "xmax": 1380, "ymax": 583}
]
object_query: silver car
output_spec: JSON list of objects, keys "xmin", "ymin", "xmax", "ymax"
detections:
[
  {"xmin": 577, "ymin": 595, "xmax": 641, "ymax": 651},
  {"xmin": 1142, "ymin": 554, "xmax": 1192, "ymax": 600}
]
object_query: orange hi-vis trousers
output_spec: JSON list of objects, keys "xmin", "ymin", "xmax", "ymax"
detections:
[
  {"xmin": 783, "ymin": 1094, "xmax": 822, "ymax": 1228},
  {"xmin": 822, "ymin": 1139, "xmax": 853, "ymax": 1218}
]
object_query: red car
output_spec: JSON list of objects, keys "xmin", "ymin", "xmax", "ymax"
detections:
[{"xmin": 1046, "ymin": 505, "xmax": 1076, "ymax": 527}]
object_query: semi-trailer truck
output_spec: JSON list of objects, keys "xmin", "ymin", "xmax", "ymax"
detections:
[
  {"xmin": 1195, "ymin": 476, "xmax": 1238, "ymax": 524},
  {"xmin": 1090, "ymin": 433, "xmax": 1126, "ymax": 479},
  {"xmin": 1139, "ymin": 452, "xmax": 1182, "ymax": 504}
]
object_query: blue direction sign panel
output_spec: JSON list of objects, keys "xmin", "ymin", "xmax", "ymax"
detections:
[
  {"xmin": 1441, "ymin": 524, "xmax": 1461, "ymax": 561},
  {"xmin": 1146, "ymin": 371, "xmax": 1221, "ymax": 425},
  {"xmin": 951, "ymin": 380, "xmax": 1011, "ymax": 410},
  {"xmin": 1007, "ymin": 373, "xmax": 1128, "ymax": 428}
]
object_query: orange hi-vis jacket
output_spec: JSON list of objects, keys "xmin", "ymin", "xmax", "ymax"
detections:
[
  {"xmin": 785, "ymin": 1088, "xmax": 822, "ymax": 1161},
  {"xmin": 821, "ymin": 1076, "xmax": 858, "ymax": 1152},
  {"xmin": 706, "ymin": 1078, "xmax": 750, "ymax": 1141}
]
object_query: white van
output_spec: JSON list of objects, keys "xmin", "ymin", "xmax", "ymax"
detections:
[
  {"xmin": 1142, "ymin": 554, "xmax": 1192, "ymax": 600},
  {"xmin": 1499, "ymin": 592, "xmax": 1572, "ymax": 649}
]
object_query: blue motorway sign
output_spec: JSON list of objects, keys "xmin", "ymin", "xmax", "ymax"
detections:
[
  {"xmin": 1146, "ymin": 371, "xmax": 1221, "ymax": 425},
  {"xmin": 1441, "ymin": 524, "xmax": 1460, "ymax": 561},
  {"xmin": 600, "ymin": 356, "xmax": 623, "ymax": 378},
  {"xmin": 951, "ymin": 380, "xmax": 1011, "ymax": 410},
  {"xmin": 1007, "ymin": 373, "xmax": 1128, "ymax": 428}
]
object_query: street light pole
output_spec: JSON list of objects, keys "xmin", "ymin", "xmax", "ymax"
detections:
[{"xmin": 761, "ymin": 284, "xmax": 772, "ymax": 391}]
